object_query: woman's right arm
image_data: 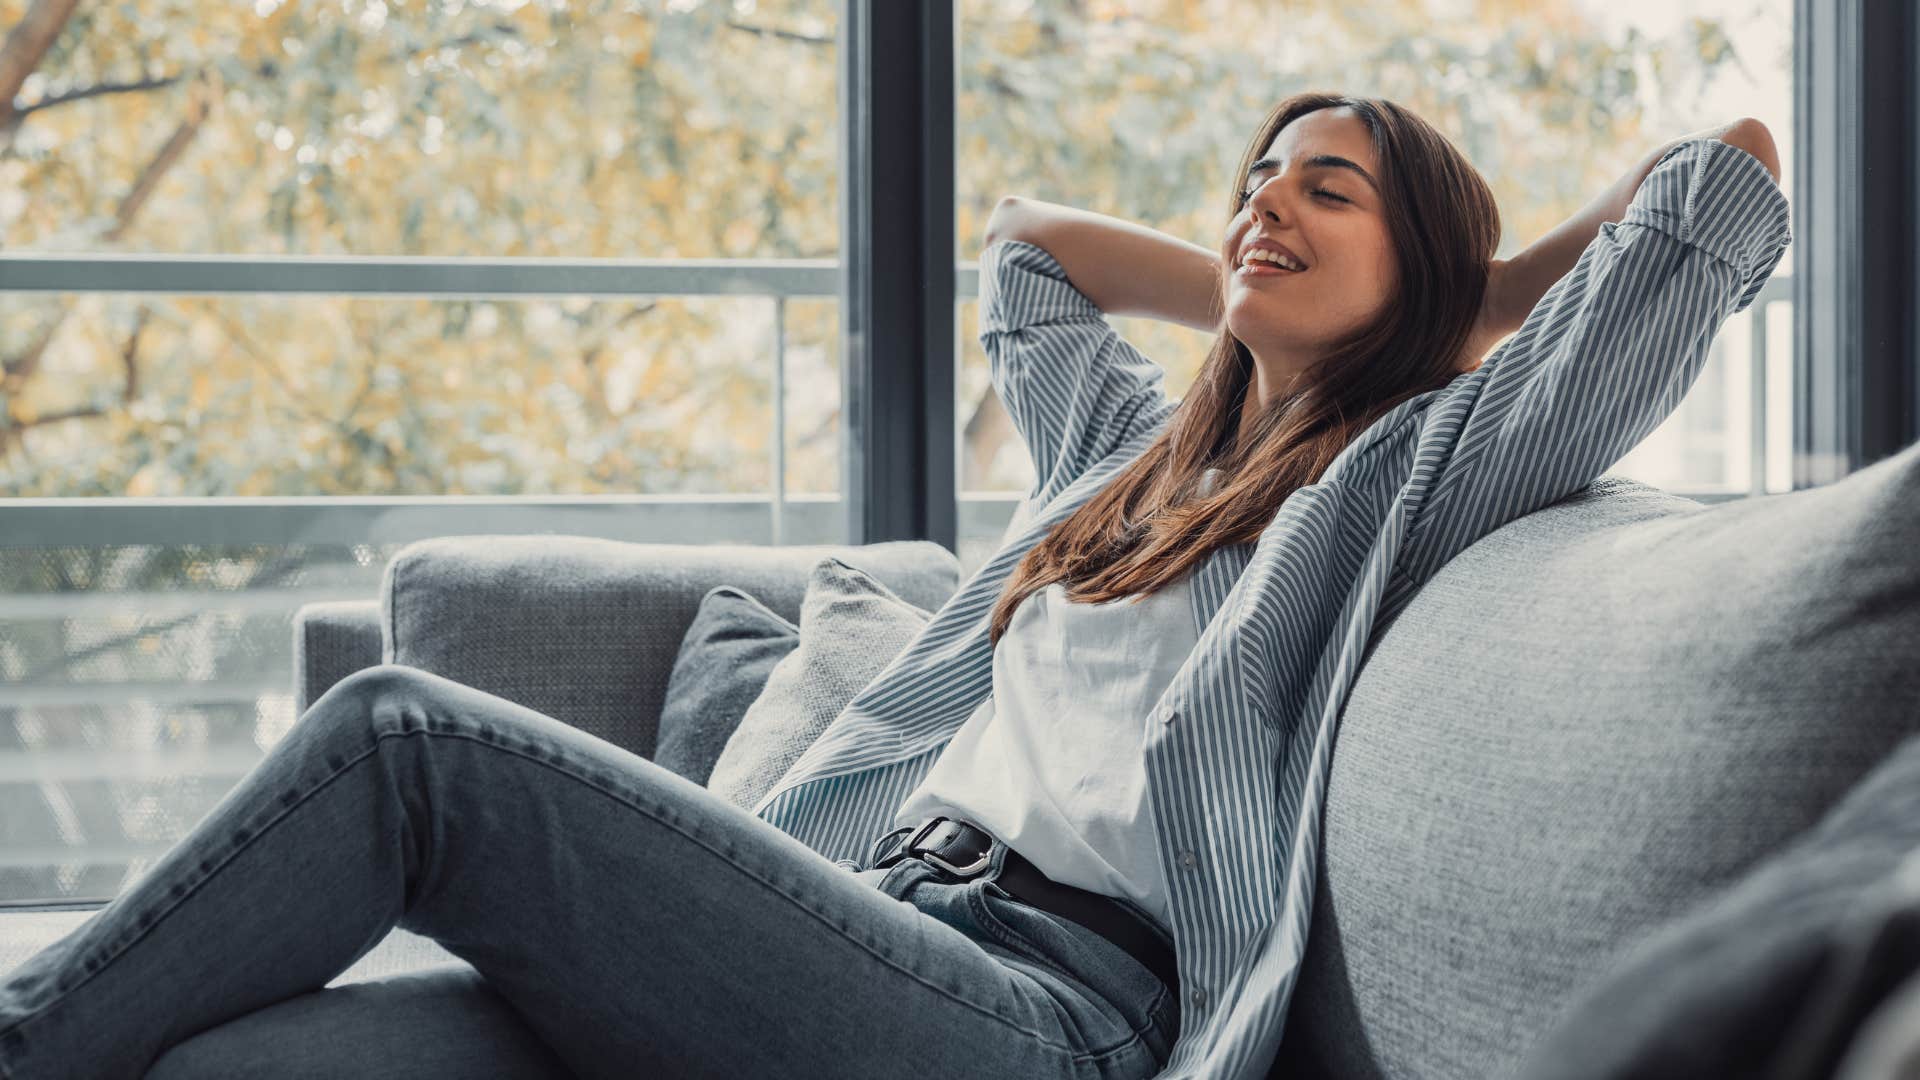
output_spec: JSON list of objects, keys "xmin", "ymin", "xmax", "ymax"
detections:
[{"xmin": 982, "ymin": 196, "xmax": 1225, "ymax": 334}]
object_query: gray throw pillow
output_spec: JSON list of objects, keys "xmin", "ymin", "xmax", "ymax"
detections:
[
  {"xmin": 651, "ymin": 585, "xmax": 800, "ymax": 786},
  {"xmin": 1513, "ymin": 732, "xmax": 1920, "ymax": 1080},
  {"xmin": 706, "ymin": 556, "xmax": 935, "ymax": 813},
  {"xmin": 1282, "ymin": 437, "xmax": 1920, "ymax": 1080}
]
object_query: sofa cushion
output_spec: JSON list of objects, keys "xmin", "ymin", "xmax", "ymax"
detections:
[
  {"xmin": 377, "ymin": 537, "xmax": 960, "ymax": 760},
  {"xmin": 1281, "ymin": 439, "xmax": 1920, "ymax": 1080},
  {"xmin": 1511, "ymin": 731, "xmax": 1920, "ymax": 1080},
  {"xmin": 705, "ymin": 557, "xmax": 936, "ymax": 812},
  {"xmin": 652, "ymin": 586, "xmax": 801, "ymax": 787}
]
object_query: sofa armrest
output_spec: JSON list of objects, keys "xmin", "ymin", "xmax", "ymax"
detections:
[
  {"xmin": 292, "ymin": 599, "xmax": 384, "ymax": 716},
  {"xmin": 376, "ymin": 535, "xmax": 961, "ymax": 761}
]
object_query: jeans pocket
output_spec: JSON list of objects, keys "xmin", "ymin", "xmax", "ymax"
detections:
[
  {"xmin": 971, "ymin": 879, "xmax": 1170, "ymax": 1064},
  {"xmin": 969, "ymin": 879, "xmax": 1080, "ymax": 981}
]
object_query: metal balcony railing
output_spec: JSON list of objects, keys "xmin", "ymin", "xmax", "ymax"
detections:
[
  {"xmin": 0, "ymin": 253, "xmax": 1796, "ymax": 904},
  {"xmin": 0, "ymin": 255, "xmax": 1791, "ymax": 551}
]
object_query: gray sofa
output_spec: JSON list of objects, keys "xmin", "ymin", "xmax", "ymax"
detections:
[{"xmin": 7, "ymin": 459, "xmax": 1918, "ymax": 1077}]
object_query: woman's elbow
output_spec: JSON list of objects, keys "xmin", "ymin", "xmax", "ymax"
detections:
[{"xmin": 984, "ymin": 195, "xmax": 1029, "ymax": 248}]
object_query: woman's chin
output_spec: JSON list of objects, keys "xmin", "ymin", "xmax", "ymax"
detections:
[{"xmin": 1223, "ymin": 306, "xmax": 1282, "ymax": 343}]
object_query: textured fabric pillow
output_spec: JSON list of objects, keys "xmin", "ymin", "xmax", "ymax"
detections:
[
  {"xmin": 651, "ymin": 585, "xmax": 800, "ymax": 786},
  {"xmin": 1282, "ymin": 438, "xmax": 1920, "ymax": 1080},
  {"xmin": 705, "ymin": 556, "xmax": 935, "ymax": 813},
  {"xmin": 1512, "ymin": 732, "xmax": 1920, "ymax": 1080}
]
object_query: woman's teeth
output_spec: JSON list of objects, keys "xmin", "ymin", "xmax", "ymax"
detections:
[{"xmin": 1241, "ymin": 250, "xmax": 1304, "ymax": 271}]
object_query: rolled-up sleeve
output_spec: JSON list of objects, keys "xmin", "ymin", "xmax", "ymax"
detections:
[
  {"xmin": 978, "ymin": 239, "xmax": 1173, "ymax": 500},
  {"xmin": 1397, "ymin": 136, "xmax": 1792, "ymax": 588}
]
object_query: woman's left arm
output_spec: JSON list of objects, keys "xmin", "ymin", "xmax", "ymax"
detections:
[
  {"xmin": 1398, "ymin": 122, "xmax": 1791, "ymax": 591},
  {"xmin": 1460, "ymin": 119, "xmax": 1783, "ymax": 371}
]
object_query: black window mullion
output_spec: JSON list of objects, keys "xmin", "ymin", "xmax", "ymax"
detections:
[
  {"xmin": 1858, "ymin": 0, "xmax": 1917, "ymax": 468},
  {"xmin": 837, "ymin": 0, "xmax": 956, "ymax": 548},
  {"xmin": 1793, "ymin": 0, "xmax": 1918, "ymax": 486}
]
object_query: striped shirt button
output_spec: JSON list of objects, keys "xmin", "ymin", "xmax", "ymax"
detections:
[
  {"xmin": 1189, "ymin": 987, "xmax": 1208, "ymax": 1008},
  {"xmin": 1162, "ymin": 707, "xmax": 1180, "ymax": 725},
  {"xmin": 1177, "ymin": 849, "xmax": 1198, "ymax": 871}
]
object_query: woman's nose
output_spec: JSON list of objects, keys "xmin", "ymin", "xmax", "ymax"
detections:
[{"xmin": 1248, "ymin": 179, "xmax": 1293, "ymax": 224}]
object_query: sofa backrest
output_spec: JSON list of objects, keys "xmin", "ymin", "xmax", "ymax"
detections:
[
  {"xmin": 1281, "ymin": 457, "xmax": 1920, "ymax": 1079},
  {"xmin": 379, "ymin": 535, "xmax": 962, "ymax": 759}
]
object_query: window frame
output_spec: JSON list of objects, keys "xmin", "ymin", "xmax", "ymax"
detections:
[{"xmin": 1793, "ymin": 0, "xmax": 1919, "ymax": 484}]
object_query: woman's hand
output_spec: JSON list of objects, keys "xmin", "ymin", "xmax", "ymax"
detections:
[{"xmin": 1681, "ymin": 117, "xmax": 1782, "ymax": 184}]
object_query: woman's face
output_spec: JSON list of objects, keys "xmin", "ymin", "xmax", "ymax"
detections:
[{"xmin": 1223, "ymin": 107, "xmax": 1397, "ymax": 386}]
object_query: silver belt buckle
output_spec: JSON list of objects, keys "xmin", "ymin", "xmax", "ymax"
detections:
[{"xmin": 911, "ymin": 817, "xmax": 994, "ymax": 879}]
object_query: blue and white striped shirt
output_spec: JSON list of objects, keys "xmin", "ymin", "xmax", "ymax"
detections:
[{"xmin": 750, "ymin": 136, "xmax": 1790, "ymax": 1078}]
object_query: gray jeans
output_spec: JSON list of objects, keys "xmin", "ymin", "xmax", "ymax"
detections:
[{"xmin": 0, "ymin": 664, "xmax": 1178, "ymax": 1079}]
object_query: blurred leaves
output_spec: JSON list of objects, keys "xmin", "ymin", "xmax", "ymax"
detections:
[{"xmin": 0, "ymin": 0, "xmax": 1773, "ymax": 499}]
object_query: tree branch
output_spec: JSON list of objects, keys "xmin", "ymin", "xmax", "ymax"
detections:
[
  {"xmin": 1, "ymin": 78, "xmax": 211, "ymax": 394},
  {"xmin": 0, "ymin": 307, "xmax": 148, "ymax": 459},
  {"xmin": 14, "ymin": 402, "xmax": 105, "ymax": 426},
  {"xmin": 0, "ymin": 0, "xmax": 80, "ymax": 129},
  {"xmin": 577, "ymin": 303, "xmax": 660, "ymax": 423},
  {"xmin": 103, "ymin": 73, "xmax": 213, "ymax": 243},
  {"xmin": 14, "ymin": 73, "xmax": 183, "ymax": 119},
  {"xmin": 724, "ymin": 19, "xmax": 833, "ymax": 46},
  {"xmin": 201, "ymin": 303, "xmax": 366, "ymax": 438},
  {"xmin": 120, "ymin": 307, "xmax": 149, "ymax": 401},
  {"xmin": 0, "ymin": 319, "xmax": 61, "ymax": 399}
]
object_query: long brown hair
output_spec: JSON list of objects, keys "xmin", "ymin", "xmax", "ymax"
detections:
[{"xmin": 986, "ymin": 92, "xmax": 1501, "ymax": 648}]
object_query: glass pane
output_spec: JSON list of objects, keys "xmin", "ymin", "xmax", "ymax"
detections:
[
  {"xmin": 0, "ymin": 0, "xmax": 848, "ymax": 906},
  {"xmin": 0, "ymin": 542, "xmax": 401, "ymax": 905},
  {"xmin": 0, "ymin": 293, "xmax": 841, "ymax": 499},
  {"xmin": 0, "ymin": 284, "xmax": 843, "ymax": 903},
  {"xmin": 2, "ymin": 0, "xmax": 839, "ymax": 258},
  {"xmin": 1764, "ymin": 298, "xmax": 1796, "ymax": 494},
  {"xmin": 955, "ymin": 0, "xmax": 1795, "ymax": 556}
]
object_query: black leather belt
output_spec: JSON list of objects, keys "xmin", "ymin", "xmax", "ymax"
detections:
[{"xmin": 868, "ymin": 816, "xmax": 1178, "ymax": 995}]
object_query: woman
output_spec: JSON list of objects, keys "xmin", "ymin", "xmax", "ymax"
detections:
[{"xmin": 0, "ymin": 93, "xmax": 1787, "ymax": 1080}]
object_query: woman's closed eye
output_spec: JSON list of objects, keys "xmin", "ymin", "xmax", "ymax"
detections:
[{"xmin": 1236, "ymin": 186, "xmax": 1350, "ymax": 207}]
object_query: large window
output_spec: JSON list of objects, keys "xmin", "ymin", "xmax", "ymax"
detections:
[
  {"xmin": 0, "ymin": 0, "xmax": 1847, "ymax": 909},
  {"xmin": 0, "ymin": 0, "xmax": 842, "ymax": 906},
  {"xmin": 952, "ymin": 0, "xmax": 1795, "ymax": 576}
]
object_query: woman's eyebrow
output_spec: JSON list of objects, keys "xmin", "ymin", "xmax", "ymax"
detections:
[{"xmin": 1247, "ymin": 153, "xmax": 1379, "ymax": 193}]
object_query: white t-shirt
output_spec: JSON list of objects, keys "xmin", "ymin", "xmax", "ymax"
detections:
[{"xmin": 892, "ymin": 468, "xmax": 1224, "ymax": 936}]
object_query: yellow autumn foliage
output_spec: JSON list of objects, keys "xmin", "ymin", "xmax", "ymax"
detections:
[{"xmin": 0, "ymin": 0, "xmax": 1781, "ymax": 502}]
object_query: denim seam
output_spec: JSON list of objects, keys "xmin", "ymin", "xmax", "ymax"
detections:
[
  {"xmin": 1142, "ymin": 983, "xmax": 1177, "ymax": 1053},
  {"xmin": 966, "ymin": 881, "xmax": 1158, "ymax": 1068},
  {"xmin": 4, "ymin": 729, "xmax": 1083, "ymax": 1063}
]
